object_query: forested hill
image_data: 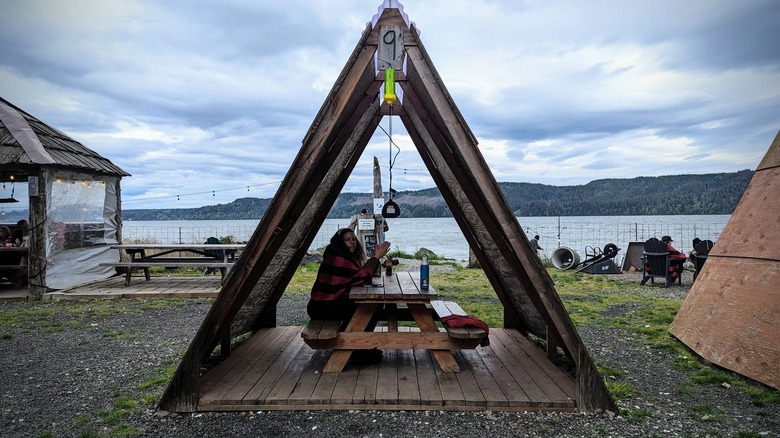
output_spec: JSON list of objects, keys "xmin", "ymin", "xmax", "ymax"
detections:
[{"xmin": 122, "ymin": 170, "xmax": 753, "ymax": 221}]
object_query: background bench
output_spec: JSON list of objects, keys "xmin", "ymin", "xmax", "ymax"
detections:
[{"xmin": 99, "ymin": 261, "xmax": 234, "ymax": 286}]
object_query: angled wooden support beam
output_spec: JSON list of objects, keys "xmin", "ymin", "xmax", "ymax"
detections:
[
  {"xmin": 158, "ymin": 22, "xmax": 380, "ymax": 413},
  {"xmin": 400, "ymin": 26, "xmax": 615, "ymax": 413}
]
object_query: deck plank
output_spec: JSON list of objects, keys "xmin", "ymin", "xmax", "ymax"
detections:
[
  {"xmin": 198, "ymin": 327, "xmax": 576, "ymax": 412},
  {"xmin": 505, "ymin": 329, "xmax": 577, "ymax": 399},
  {"xmin": 489, "ymin": 330, "xmax": 553, "ymax": 407},
  {"xmin": 460, "ymin": 348, "xmax": 509, "ymax": 407},
  {"xmin": 287, "ymin": 350, "xmax": 332, "ymax": 404},
  {"xmin": 264, "ymin": 341, "xmax": 317, "ymax": 405},
  {"xmin": 396, "ymin": 348, "xmax": 420, "ymax": 405},
  {"xmin": 476, "ymin": 343, "xmax": 531, "ymax": 404},
  {"xmin": 330, "ymin": 367, "xmax": 360, "ymax": 404},
  {"xmin": 414, "ymin": 349, "xmax": 443, "ymax": 406},
  {"xmin": 200, "ymin": 326, "xmax": 298, "ymax": 405},
  {"xmin": 240, "ymin": 333, "xmax": 307, "ymax": 404},
  {"xmin": 353, "ymin": 361, "xmax": 380, "ymax": 404},
  {"xmin": 451, "ymin": 351, "xmax": 487, "ymax": 406},
  {"xmin": 375, "ymin": 349, "xmax": 399, "ymax": 404},
  {"xmin": 493, "ymin": 330, "xmax": 571, "ymax": 406}
]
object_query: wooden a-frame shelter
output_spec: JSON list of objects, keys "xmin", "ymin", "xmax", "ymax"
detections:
[{"xmin": 159, "ymin": 2, "xmax": 616, "ymax": 413}]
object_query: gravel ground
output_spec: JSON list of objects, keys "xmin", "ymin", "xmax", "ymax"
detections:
[{"xmin": 1, "ymin": 265, "xmax": 778, "ymax": 437}]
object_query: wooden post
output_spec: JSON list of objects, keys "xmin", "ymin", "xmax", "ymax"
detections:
[{"xmin": 28, "ymin": 170, "xmax": 47, "ymax": 299}]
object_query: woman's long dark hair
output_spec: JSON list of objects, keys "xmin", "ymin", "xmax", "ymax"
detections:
[{"xmin": 330, "ymin": 228, "xmax": 367, "ymax": 263}]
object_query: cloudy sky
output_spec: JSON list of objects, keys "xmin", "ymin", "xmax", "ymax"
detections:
[{"xmin": 1, "ymin": 0, "xmax": 778, "ymax": 210}]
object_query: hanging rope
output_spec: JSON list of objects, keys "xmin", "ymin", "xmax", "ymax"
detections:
[{"xmin": 377, "ymin": 110, "xmax": 401, "ymax": 201}]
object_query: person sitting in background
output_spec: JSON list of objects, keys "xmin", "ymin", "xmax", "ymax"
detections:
[
  {"xmin": 12, "ymin": 219, "xmax": 29, "ymax": 247},
  {"xmin": 661, "ymin": 235, "xmax": 687, "ymax": 287},
  {"xmin": 202, "ymin": 236, "xmax": 224, "ymax": 276},
  {"xmin": 307, "ymin": 228, "xmax": 390, "ymax": 364},
  {"xmin": 688, "ymin": 237, "xmax": 702, "ymax": 261},
  {"xmin": 0, "ymin": 226, "xmax": 12, "ymax": 246}
]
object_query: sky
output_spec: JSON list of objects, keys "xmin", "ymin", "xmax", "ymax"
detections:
[{"xmin": 1, "ymin": 0, "xmax": 778, "ymax": 210}]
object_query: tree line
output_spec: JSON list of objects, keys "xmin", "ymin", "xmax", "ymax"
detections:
[{"xmin": 122, "ymin": 170, "xmax": 754, "ymax": 221}]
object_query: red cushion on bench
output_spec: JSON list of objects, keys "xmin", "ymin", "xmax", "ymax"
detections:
[{"xmin": 440, "ymin": 315, "xmax": 490, "ymax": 346}]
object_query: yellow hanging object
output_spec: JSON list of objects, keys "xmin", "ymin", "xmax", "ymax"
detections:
[{"xmin": 383, "ymin": 68, "xmax": 397, "ymax": 105}]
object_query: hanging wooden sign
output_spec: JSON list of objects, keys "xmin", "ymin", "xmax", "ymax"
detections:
[{"xmin": 377, "ymin": 25, "xmax": 404, "ymax": 71}]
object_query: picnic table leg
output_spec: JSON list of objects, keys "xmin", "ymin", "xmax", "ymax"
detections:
[
  {"xmin": 323, "ymin": 303, "xmax": 378, "ymax": 373},
  {"xmin": 124, "ymin": 268, "xmax": 132, "ymax": 286},
  {"xmin": 385, "ymin": 303, "xmax": 398, "ymax": 332},
  {"xmin": 408, "ymin": 303, "xmax": 460, "ymax": 372}
]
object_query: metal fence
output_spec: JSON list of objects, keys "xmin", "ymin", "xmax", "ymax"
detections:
[{"xmin": 122, "ymin": 216, "xmax": 728, "ymax": 263}]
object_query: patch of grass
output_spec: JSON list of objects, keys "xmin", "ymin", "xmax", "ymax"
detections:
[
  {"xmin": 429, "ymin": 268, "xmax": 502, "ymax": 327},
  {"xmin": 113, "ymin": 395, "xmax": 137, "ymax": 410},
  {"xmin": 286, "ymin": 263, "xmax": 319, "ymax": 298},
  {"xmin": 624, "ymin": 409, "xmax": 651, "ymax": 423},
  {"xmin": 672, "ymin": 353, "xmax": 701, "ymax": 371},
  {"xmin": 741, "ymin": 384, "xmax": 780, "ymax": 407},
  {"xmin": 604, "ymin": 380, "xmax": 635, "ymax": 400},
  {"xmin": 388, "ymin": 249, "xmax": 416, "ymax": 259},
  {"xmin": 140, "ymin": 393, "xmax": 159, "ymax": 405},
  {"xmin": 1, "ymin": 333, "xmax": 12, "ymax": 340},
  {"xmin": 73, "ymin": 414, "xmax": 91, "ymax": 426},
  {"xmin": 676, "ymin": 380, "xmax": 696, "ymax": 395},
  {"xmin": 101, "ymin": 330, "xmax": 141, "ymax": 341},
  {"xmin": 137, "ymin": 364, "xmax": 176, "ymax": 390},
  {"xmin": 691, "ymin": 367, "xmax": 728, "ymax": 385},
  {"xmin": 108, "ymin": 423, "xmax": 139, "ymax": 437},
  {"xmin": 691, "ymin": 404, "xmax": 724, "ymax": 422}
]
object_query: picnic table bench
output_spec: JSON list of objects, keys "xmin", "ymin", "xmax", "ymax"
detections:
[
  {"xmin": 0, "ymin": 247, "xmax": 29, "ymax": 288},
  {"xmin": 101, "ymin": 243, "xmax": 245, "ymax": 286}
]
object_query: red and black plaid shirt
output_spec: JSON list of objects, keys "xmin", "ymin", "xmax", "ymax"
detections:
[{"xmin": 310, "ymin": 245, "xmax": 380, "ymax": 301}]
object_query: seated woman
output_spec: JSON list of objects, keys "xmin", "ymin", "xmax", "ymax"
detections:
[
  {"xmin": 307, "ymin": 228, "xmax": 391, "ymax": 364},
  {"xmin": 661, "ymin": 235, "xmax": 687, "ymax": 286},
  {"xmin": 0, "ymin": 226, "xmax": 12, "ymax": 246}
]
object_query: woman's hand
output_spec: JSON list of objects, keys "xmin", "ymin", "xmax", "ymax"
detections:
[{"xmin": 373, "ymin": 241, "xmax": 391, "ymax": 259}]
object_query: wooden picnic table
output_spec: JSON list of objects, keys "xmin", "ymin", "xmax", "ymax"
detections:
[
  {"xmin": 0, "ymin": 246, "xmax": 29, "ymax": 288},
  {"xmin": 302, "ymin": 271, "xmax": 487, "ymax": 373},
  {"xmin": 102, "ymin": 243, "xmax": 246, "ymax": 286}
]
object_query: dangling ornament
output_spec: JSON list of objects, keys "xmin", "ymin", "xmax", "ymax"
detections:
[{"xmin": 383, "ymin": 68, "xmax": 397, "ymax": 105}]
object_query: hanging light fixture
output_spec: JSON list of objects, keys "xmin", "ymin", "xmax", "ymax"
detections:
[{"xmin": 0, "ymin": 182, "xmax": 18, "ymax": 203}]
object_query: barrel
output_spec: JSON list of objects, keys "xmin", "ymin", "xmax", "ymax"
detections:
[{"xmin": 551, "ymin": 247, "xmax": 580, "ymax": 270}]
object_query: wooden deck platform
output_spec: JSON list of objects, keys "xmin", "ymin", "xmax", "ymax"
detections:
[
  {"xmin": 198, "ymin": 326, "xmax": 576, "ymax": 412},
  {"xmin": 43, "ymin": 275, "xmax": 222, "ymax": 300}
]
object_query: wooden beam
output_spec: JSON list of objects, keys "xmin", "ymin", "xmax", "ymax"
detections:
[
  {"xmin": 159, "ymin": 21, "xmax": 380, "ymax": 413},
  {"xmin": 401, "ymin": 25, "xmax": 615, "ymax": 413}
]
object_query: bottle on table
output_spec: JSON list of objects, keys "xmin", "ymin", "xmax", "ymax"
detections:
[{"xmin": 420, "ymin": 255, "xmax": 429, "ymax": 289}]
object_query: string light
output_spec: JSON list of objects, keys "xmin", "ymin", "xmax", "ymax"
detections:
[
  {"xmin": 122, "ymin": 181, "xmax": 283, "ymax": 204},
  {"xmin": 119, "ymin": 161, "xmax": 425, "ymax": 205}
]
